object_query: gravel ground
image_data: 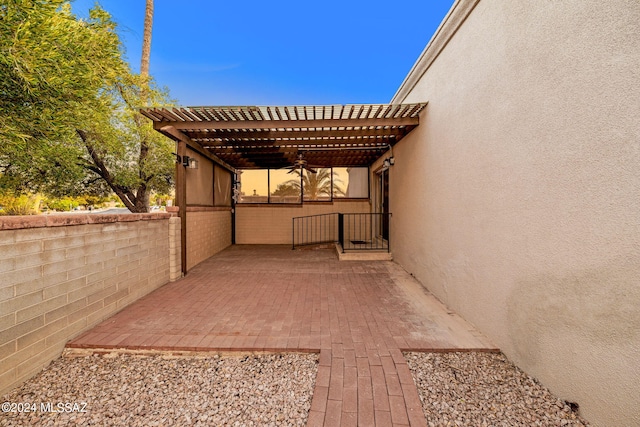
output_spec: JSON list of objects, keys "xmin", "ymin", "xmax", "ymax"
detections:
[
  {"xmin": 1, "ymin": 351, "xmax": 318, "ymax": 427},
  {"xmin": 3, "ymin": 350, "xmax": 592, "ymax": 426},
  {"xmin": 405, "ymin": 351, "xmax": 589, "ymax": 427}
]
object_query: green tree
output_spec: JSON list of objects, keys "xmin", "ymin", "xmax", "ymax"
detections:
[
  {"xmin": 0, "ymin": 1, "xmax": 120, "ymax": 143},
  {"xmin": 74, "ymin": 73, "xmax": 174, "ymax": 212},
  {"xmin": 0, "ymin": 0, "xmax": 173, "ymax": 212}
]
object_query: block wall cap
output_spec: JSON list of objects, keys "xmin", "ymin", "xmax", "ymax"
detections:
[{"xmin": 0, "ymin": 213, "xmax": 172, "ymax": 231}]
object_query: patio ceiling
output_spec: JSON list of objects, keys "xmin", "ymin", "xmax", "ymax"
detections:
[{"xmin": 140, "ymin": 103, "xmax": 427, "ymax": 170}]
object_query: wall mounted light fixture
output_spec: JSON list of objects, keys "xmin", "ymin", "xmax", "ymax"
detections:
[
  {"xmin": 382, "ymin": 143, "xmax": 395, "ymax": 169},
  {"xmin": 175, "ymin": 155, "xmax": 198, "ymax": 169}
]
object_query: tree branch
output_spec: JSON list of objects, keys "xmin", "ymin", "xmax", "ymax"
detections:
[{"xmin": 76, "ymin": 128, "xmax": 137, "ymax": 211}]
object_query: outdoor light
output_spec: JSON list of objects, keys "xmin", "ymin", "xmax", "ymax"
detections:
[
  {"xmin": 180, "ymin": 155, "xmax": 198, "ymax": 169},
  {"xmin": 384, "ymin": 144, "xmax": 395, "ymax": 167}
]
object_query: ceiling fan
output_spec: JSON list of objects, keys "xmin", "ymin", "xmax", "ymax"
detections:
[{"xmin": 285, "ymin": 152, "xmax": 319, "ymax": 174}]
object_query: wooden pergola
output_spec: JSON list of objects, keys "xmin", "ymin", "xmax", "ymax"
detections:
[
  {"xmin": 140, "ymin": 103, "xmax": 426, "ymax": 275},
  {"xmin": 140, "ymin": 103, "xmax": 427, "ymax": 170}
]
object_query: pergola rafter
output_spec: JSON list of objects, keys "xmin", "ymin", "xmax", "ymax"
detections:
[{"xmin": 141, "ymin": 103, "xmax": 427, "ymax": 170}]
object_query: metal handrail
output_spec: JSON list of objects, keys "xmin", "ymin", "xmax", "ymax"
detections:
[
  {"xmin": 340, "ymin": 213, "xmax": 391, "ymax": 252},
  {"xmin": 292, "ymin": 212, "xmax": 391, "ymax": 252},
  {"xmin": 292, "ymin": 213, "xmax": 339, "ymax": 249}
]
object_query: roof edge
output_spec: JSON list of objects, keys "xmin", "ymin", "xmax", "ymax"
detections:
[{"xmin": 391, "ymin": 0, "xmax": 481, "ymax": 104}]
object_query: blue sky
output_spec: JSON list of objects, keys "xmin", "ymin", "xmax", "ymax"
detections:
[{"xmin": 72, "ymin": 0, "xmax": 454, "ymax": 106}]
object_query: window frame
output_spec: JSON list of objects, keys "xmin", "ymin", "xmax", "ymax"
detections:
[{"xmin": 235, "ymin": 167, "xmax": 369, "ymax": 204}]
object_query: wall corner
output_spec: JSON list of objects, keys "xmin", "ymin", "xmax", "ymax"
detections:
[{"xmin": 169, "ymin": 216, "xmax": 183, "ymax": 281}]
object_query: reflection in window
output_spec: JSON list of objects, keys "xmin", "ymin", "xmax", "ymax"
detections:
[
  {"xmin": 303, "ymin": 168, "xmax": 334, "ymax": 201},
  {"xmin": 236, "ymin": 167, "xmax": 369, "ymax": 203},
  {"xmin": 333, "ymin": 167, "xmax": 368, "ymax": 198},
  {"xmin": 238, "ymin": 169, "xmax": 268, "ymax": 203},
  {"xmin": 332, "ymin": 168, "xmax": 347, "ymax": 197},
  {"xmin": 270, "ymin": 169, "xmax": 301, "ymax": 203}
]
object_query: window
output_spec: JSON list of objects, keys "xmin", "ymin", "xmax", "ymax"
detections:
[
  {"xmin": 303, "ymin": 168, "xmax": 333, "ymax": 201},
  {"xmin": 270, "ymin": 169, "xmax": 301, "ymax": 203},
  {"xmin": 237, "ymin": 169, "xmax": 268, "ymax": 203},
  {"xmin": 332, "ymin": 167, "xmax": 368, "ymax": 198},
  {"xmin": 236, "ymin": 167, "xmax": 368, "ymax": 203}
]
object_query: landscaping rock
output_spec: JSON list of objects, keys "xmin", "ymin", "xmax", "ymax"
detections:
[
  {"xmin": 1, "ymin": 352, "xmax": 318, "ymax": 427},
  {"xmin": 405, "ymin": 351, "xmax": 590, "ymax": 426}
]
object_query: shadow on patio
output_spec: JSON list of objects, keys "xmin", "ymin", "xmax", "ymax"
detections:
[{"xmin": 68, "ymin": 245, "xmax": 497, "ymax": 426}]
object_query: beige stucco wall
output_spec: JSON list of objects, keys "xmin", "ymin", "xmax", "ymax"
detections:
[
  {"xmin": 236, "ymin": 200, "xmax": 370, "ymax": 244},
  {"xmin": 185, "ymin": 208, "xmax": 232, "ymax": 270},
  {"xmin": 390, "ymin": 0, "xmax": 640, "ymax": 426},
  {"xmin": 0, "ymin": 214, "xmax": 172, "ymax": 395}
]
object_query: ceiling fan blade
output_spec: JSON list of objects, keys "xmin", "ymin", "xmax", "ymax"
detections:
[{"xmin": 305, "ymin": 167, "xmax": 317, "ymax": 174}]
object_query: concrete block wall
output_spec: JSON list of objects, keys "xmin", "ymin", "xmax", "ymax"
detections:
[
  {"xmin": 185, "ymin": 208, "xmax": 232, "ymax": 270},
  {"xmin": 236, "ymin": 200, "xmax": 370, "ymax": 244},
  {"xmin": 0, "ymin": 213, "xmax": 172, "ymax": 395}
]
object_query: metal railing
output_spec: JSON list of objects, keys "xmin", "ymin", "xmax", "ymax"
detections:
[
  {"xmin": 292, "ymin": 213, "xmax": 339, "ymax": 249},
  {"xmin": 339, "ymin": 213, "xmax": 390, "ymax": 252},
  {"xmin": 292, "ymin": 212, "xmax": 391, "ymax": 252}
]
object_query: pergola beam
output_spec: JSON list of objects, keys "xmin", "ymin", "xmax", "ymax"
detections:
[
  {"xmin": 154, "ymin": 116, "xmax": 419, "ymax": 131},
  {"xmin": 187, "ymin": 127, "xmax": 407, "ymax": 140},
  {"xmin": 159, "ymin": 126, "xmax": 235, "ymax": 172},
  {"xmin": 202, "ymin": 139, "xmax": 394, "ymax": 149},
  {"xmin": 210, "ymin": 145, "xmax": 389, "ymax": 154}
]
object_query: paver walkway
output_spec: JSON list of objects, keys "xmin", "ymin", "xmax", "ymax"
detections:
[{"xmin": 68, "ymin": 245, "xmax": 497, "ymax": 426}]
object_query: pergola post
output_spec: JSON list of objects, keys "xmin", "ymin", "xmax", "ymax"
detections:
[
  {"xmin": 163, "ymin": 125, "xmax": 233, "ymax": 276},
  {"xmin": 175, "ymin": 139, "xmax": 187, "ymax": 276}
]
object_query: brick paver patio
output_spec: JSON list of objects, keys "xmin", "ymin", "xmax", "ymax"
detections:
[{"xmin": 68, "ymin": 245, "xmax": 497, "ymax": 426}]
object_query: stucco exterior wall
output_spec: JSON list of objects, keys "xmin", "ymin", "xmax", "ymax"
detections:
[
  {"xmin": 0, "ymin": 214, "xmax": 172, "ymax": 395},
  {"xmin": 236, "ymin": 200, "xmax": 370, "ymax": 244},
  {"xmin": 390, "ymin": 1, "xmax": 640, "ymax": 425},
  {"xmin": 185, "ymin": 208, "xmax": 232, "ymax": 270}
]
